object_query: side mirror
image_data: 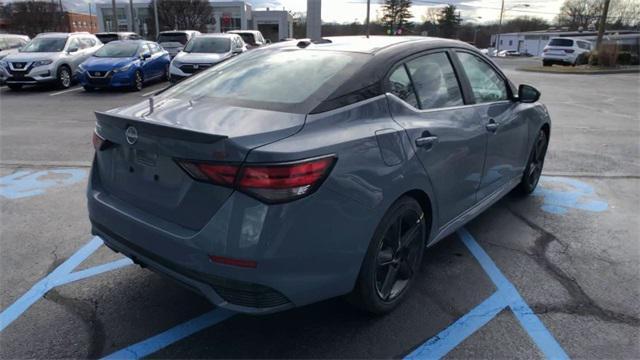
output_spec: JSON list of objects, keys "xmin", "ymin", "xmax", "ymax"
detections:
[
  {"xmin": 518, "ymin": 84, "xmax": 540, "ymax": 103},
  {"xmin": 265, "ymin": 39, "xmax": 271, "ymax": 44},
  {"xmin": 232, "ymin": 47, "xmax": 242, "ymax": 54},
  {"xmin": 67, "ymin": 46, "xmax": 79, "ymax": 53},
  {"xmin": 141, "ymin": 53, "xmax": 151, "ymax": 60}
]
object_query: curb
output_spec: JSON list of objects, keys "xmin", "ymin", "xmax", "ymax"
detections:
[{"xmin": 516, "ymin": 67, "xmax": 640, "ymax": 75}]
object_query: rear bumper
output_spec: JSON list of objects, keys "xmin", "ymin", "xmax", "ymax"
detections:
[{"xmin": 87, "ymin": 161, "xmax": 374, "ymax": 314}]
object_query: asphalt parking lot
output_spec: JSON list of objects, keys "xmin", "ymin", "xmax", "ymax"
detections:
[{"xmin": 1, "ymin": 57, "xmax": 639, "ymax": 359}]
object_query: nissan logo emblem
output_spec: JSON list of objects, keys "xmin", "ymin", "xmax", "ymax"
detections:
[
  {"xmin": 125, "ymin": 126, "xmax": 138, "ymax": 145},
  {"xmin": 193, "ymin": 64, "xmax": 199, "ymax": 69}
]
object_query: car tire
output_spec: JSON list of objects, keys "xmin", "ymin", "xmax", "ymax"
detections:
[
  {"xmin": 56, "ymin": 65, "xmax": 72, "ymax": 89},
  {"xmin": 517, "ymin": 129, "xmax": 548, "ymax": 195},
  {"xmin": 542, "ymin": 60, "xmax": 551, "ymax": 67},
  {"xmin": 132, "ymin": 70, "xmax": 143, "ymax": 91},
  {"xmin": 83, "ymin": 85, "xmax": 95, "ymax": 92},
  {"xmin": 7, "ymin": 84, "xmax": 22, "ymax": 91},
  {"xmin": 349, "ymin": 196, "xmax": 426, "ymax": 315}
]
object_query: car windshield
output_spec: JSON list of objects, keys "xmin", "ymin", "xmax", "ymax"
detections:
[
  {"xmin": 236, "ymin": 33, "xmax": 256, "ymax": 45},
  {"xmin": 549, "ymin": 38, "xmax": 573, "ymax": 47},
  {"xmin": 162, "ymin": 49, "xmax": 365, "ymax": 113},
  {"xmin": 94, "ymin": 43, "xmax": 139, "ymax": 58},
  {"xmin": 183, "ymin": 37, "xmax": 230, "ymax": 53},
  {"xmin": 96, "ymin": 34, "xmax": 119, "ymax": 43},
  {"xmin": 21, "ymin": 37, "xmax": 67, "ymax": 52},
  {"xmin": 158, "ymin": 33, "xmax": 188, "ymax": 45}
]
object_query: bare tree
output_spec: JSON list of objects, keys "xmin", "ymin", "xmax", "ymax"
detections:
[
  {"xmin": 608, "ymin": 0, "xmax": 640, "ymax": 27},
  {"xmin": 5, "ymin": 1, "xmax": 65, "ymax": 37},
  {"xmin": 556, "ymin": 0, "xmax": 604, "ymax": 29},
  {"xmin": 381, "ymin": 0, "xmax": 412, "ymax": 34},
  {"xmin": 151, "ymin": 0, "xmax": 213, "ymax": 32}
]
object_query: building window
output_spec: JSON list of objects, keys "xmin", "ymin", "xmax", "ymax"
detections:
[
  {"xmin": 221, "ymin": 17, "xmax": 241, "ymax": 32},
  {"xmin": 500, "ymin": 39, "xmax": 503, "ymax": 45},
  {"xmin": 509, "ymin": 40, "xmax": 513, "ymax": 46}
]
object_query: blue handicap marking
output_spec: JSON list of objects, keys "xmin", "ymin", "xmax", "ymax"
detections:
[
  {"xmin": 0, "ymin": 237, "xmax": 133, "ymax": 332},
  {"xmin": 533, "ymin": 176, "xmax": 608, "ymax": 215},
  {"xmin": 0, "ymin": 168, "xmax": 87, "ymax": 199},
  {"xmin": 406, "ymin": 229, "xmax": 569, "ymax": 360}
]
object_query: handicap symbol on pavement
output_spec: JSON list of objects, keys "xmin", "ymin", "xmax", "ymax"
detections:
[
  {"xmin": 533, "ymin": 176, "xmax": 608, "ymax": 215},
  {"xmin": 0, "ymin": 168, "xmax": 87, "ymax": 199}
]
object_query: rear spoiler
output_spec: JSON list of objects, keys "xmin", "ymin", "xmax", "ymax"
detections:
[{"xmin": 94, "ymin": 111, "xmax": 228, "ymax": 144}]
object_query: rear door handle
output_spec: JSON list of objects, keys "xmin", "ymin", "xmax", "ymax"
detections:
[
  {"xmin": 486, "ymin": 119, "xmax": 499, "ymax": 133},
  {"xmin": 415, "ymin": 136, "xmax": 438, "ymax": 149}
]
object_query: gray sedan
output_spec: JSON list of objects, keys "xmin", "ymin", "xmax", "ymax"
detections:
[{"xmin": 88, "ymin": 36, "xmax": 549, "ymax": 315}]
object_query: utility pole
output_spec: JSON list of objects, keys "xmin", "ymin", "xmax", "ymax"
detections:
[
  {"xmin": 595, "ymin": 0, "xmax": 611, "ymax": 54},
  {"xmin": 365, "ymin": 0, "xmax": 370, "ymax": 38},
  {"xmin": 153, "ymin": 0, "xmax": 160, "ymax": 39},
  {"xmin": 88, "ymin": 2, "xmax": 93, "ymax": 32},
  {"xmin": 495, "ymin": 0, "xmax": 504, "ymax": 53},
  {"xmin": 111, "ymin": 0, "xmax": 117, "ymax": 32}
]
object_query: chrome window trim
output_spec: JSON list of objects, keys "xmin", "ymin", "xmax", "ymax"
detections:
[{"xmin": 386, "ymin": 92, "xmax": 512, "ymax": 114}]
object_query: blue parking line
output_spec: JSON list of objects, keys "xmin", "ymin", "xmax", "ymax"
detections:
[
  {"xmin": 405, "ymin": 291, "xmax": 505, "ymax": 359},
  {"xmin": 0, "ymin": 237, "xmax": 132, "ymax": 332},
  {"xmin": 407, "ymin": 229, "xmax": 569, "ymax": 359},
  {"xmin": 101, "ymin": 308, "xmax": 235, "ymax": 360}
]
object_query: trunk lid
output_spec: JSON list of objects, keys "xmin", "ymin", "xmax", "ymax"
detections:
[{"xmin": 93, "ymin": 98, "xmax": 305, "ymax": 230}]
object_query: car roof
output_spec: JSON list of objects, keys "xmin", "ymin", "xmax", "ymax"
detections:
[
  {"xmin": 104, "ymin": 40, "xmax": 146, "ymax": 45},
  {"xmin": 196, "ymin": 33, "xmax": 238, "ymax": 38},
  {"xmin": 159, "ymin": 30, "xmax": 199, "ymax": 34},
  {"xmin": 35, "ymin": 32, "xmax": 93, "ymax": 38},
  {"xmin": 270, "ymin": 35, "xmax": 473, "ymax": 55},
  {"xmin": 228, "ymin": 30, "xmax": 260, "ymax": 35},
  {"xmin": 96, "ymin": 32, "xmax": 138, "ymax": 35}
]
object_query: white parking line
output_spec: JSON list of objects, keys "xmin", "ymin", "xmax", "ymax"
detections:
[
  {"xmin": 49, "ymin": 87, "xmax": 82, "ymax": 96},
  {"xmin": 141, "ymin": 89, "xmax": 158, "ymax": 97}
]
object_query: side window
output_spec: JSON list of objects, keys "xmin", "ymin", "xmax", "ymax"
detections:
[
  {"xmin": 457, "ymin": 52, "xmax": 509, "ymax": 103},
  {"xmin": 67, "ymin": 38, "xmax": 80, "ymax": 51},
  {"xmin": 140, "ymin": 44, "xmax": 152, "ymax": 56},
  {"xmin": 406, "ymin": 52, "xmax": 464, "ymax": 110},
  {"xmin": 388, "ymin": 65, "xmax": 419, "ymax": 108}
]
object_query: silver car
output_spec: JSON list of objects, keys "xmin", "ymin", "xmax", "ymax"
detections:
[
  {"xmin": 1, "ymin": 32, "xmax": 102, "ymax": 90},
  {"xmin": 0, "ymin": 34, "xmax": 30, "ymax": 60},
  {"xmin": 169, "ymin": 33, "xmax": 246, "ymax": 82},
  {"xmin": 157, "ymin": 30, "xmax": 201, "ymax": 58}
]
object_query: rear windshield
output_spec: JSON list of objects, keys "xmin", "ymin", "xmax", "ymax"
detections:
[
  {"xmin": 96, "ymin": 34, "xmax": 119, "ymax": 43},
  {"xmin": 236, "ymin": 33, "xmax": 256, "ymax": 45},
  {"xmin": 94, "ymin": 43, "xmax": 139, "ymax": 58},
  {"xmin": 162, "ymin": 49, "xmax": 367, "ymax": 113},
  {"xmin": 183, "ymin": 37, "xmax": 230, "ymax": 53},
  {"xmin": 158, "ymin": 33, "xmax": 188, "ymax": 45},
  {"xmin": 548, "ymin": 38, "xmax": 573, "ymax": 47}
]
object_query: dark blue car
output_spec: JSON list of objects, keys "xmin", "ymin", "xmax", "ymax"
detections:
[{"xmin": 78, "ymin": 40, "xmax": 170, "ymax": 91}]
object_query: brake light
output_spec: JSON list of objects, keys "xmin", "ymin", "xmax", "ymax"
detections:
[
  {"xmin": 92, "ymin": 131, "xmax": 111, "ymax": 151},
  {"xmin": 209, "ymin": 255, "xmax": 257, "ymax": 268},
  {"xmin": 178, "ymin": 156, "xmax": 336, "ymax": 203},
  {"xmin": 543, "ymin": 48, "xmax": 549, "ymax": 53},
  {"xmin": 564, "ymin": 49, "xmax": 575, "ymax": 53}
]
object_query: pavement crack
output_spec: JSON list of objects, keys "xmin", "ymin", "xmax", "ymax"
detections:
[
  {"xmin": 507, "ymin": 207, "xmax": 640, "ymax": 327},
  {"xmin": 43, "ymin": 289, "xmax": 106, "ymax": 358}
]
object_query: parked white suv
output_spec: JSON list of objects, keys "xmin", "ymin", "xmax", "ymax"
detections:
[
  {"xmin": 169, "ymin": 33, "xmax": 246, "ymax": 82},
  {"xmin": 1, "ymin": 32, "xmax": 102, "ymax": 90},
  {"xmin": 542, "ymin": 37, "xmax": 592, "ymax": 66}
]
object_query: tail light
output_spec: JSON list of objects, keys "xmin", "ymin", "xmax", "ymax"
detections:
[
  {"xmin": 178, "ymin": 156, "xmax": 336, "ymax": 203},
  {"xmin": 543, "ymin": 48, "xmax": 549, "ymax": 53},
  {"xmin": 564, "ymin": 49, "xmax": 575, "ymax": 53},
  {"xmin": 92, "ymin": 131, "xmax": 112, "ymax": 151}
]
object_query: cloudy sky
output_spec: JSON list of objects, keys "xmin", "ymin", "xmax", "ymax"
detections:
[{"xmin": 60, "ymin": 0, "xmax": 564, "ymax": 24}]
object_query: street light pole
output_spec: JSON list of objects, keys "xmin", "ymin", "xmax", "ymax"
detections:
[
  {"xmin": 153, "ymin": 0, "xmax": 160, "ymax": 39},
  {"xmin": 111, "ymin": 0, "xmax": 117, "ymax": 32},
  {"xmin": 365, "ymin": 0, "xmax": 371, "ymax": 38},
  {"xmin": 496, "ymin": 0, "xmax": 505, "ymax": 53}
]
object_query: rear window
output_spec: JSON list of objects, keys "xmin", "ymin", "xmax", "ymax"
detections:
[
  {"xmin": 162, "ymin": 49, "xmax": 367, "ymax": 113},
  {"xmin": 236, "ymin": 33, "xmax": 256, "ymax": 45},
  {"xmin": 548, "ymin": 38, "xmax": 574, "ymax": 47},
  {"xmin": 183, "ymin": 37, "xmax": 230, "ymax": 53},
  {"xmin": 158, "ymin": 33, "xmax": 189, "ymax": 45},
  {"xmin": 96, "ymin": 34, "xmax": 118, "ymax": 43}
]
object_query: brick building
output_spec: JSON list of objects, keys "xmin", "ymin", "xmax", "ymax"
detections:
[{"xmin": 64, "ymin": 11, "xmax": 98, "ymax": 33}]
